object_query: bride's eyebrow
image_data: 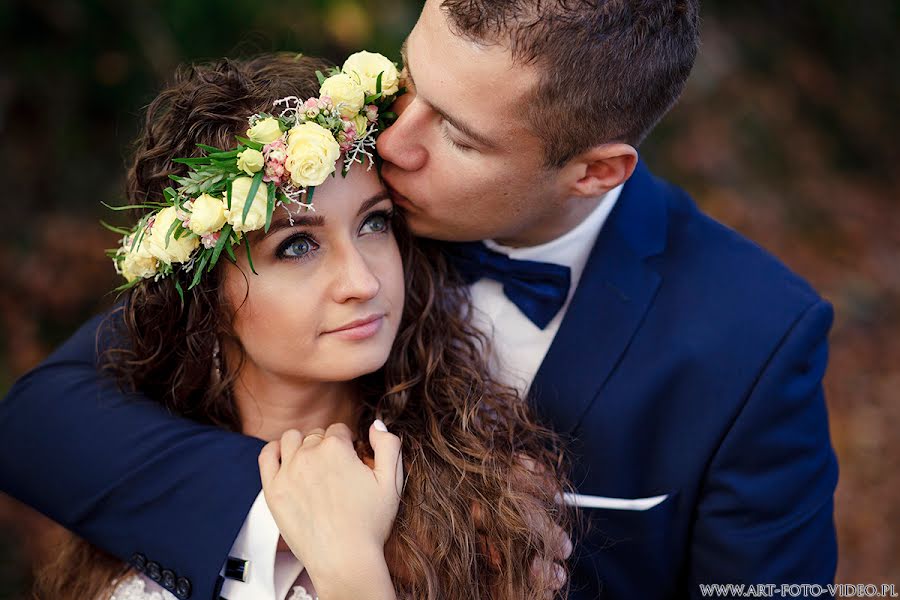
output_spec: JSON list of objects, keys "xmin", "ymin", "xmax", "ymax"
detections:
[
  {"xmin": 356, "ymin": 191, "xmax": 392, "ymax": 216},
  {"xmin": 264, "ymin": 214, "xmax": 325, "ymax": 237},
  {"xmin": 262, "ymin": 191, "xmax": 389, "ymax": 238}
]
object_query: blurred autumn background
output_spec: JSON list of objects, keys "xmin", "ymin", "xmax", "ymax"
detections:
[{"xmin": 0, "ymin": 0, "xmax": 897, "ymax": 596}]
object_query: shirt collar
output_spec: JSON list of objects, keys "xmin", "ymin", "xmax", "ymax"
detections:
[{"xmin": 484, "ymin": 184, "xmax": 624, "ymax": 290}]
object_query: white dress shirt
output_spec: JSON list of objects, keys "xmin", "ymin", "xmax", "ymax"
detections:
[{"xmin": 221, "ymin": 185, "xmax": 624, "ymax": 599}]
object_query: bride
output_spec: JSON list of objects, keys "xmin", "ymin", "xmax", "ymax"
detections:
[{"xmin": 35, "ymin": 52, "xmax": 571, "ymax": 600}]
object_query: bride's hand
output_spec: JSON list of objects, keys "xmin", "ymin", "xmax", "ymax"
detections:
[{"xmin": 258, "ymin": 421, "xmax": 404, "ymax": 577}]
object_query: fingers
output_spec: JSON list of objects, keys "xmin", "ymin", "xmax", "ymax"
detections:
[
  {"xmin": 325, "ymin": 422, "xmax": 354, "ymax": 444},
  {"xmin": 300, "ymin": 427, "xmax": 325, "ymax": 449},
  {"xmin": 368, "ymin": 420, "xmax": 403, "ymax": 494},
  {"xmin": 554, "ymin": 523, "xmax": 574, "ymax": 561},
  {"xmin": 530, "ymin": 558, "xmax": 567, "ymax": 593},
  {"xmin": 258, "ymin": 440, "xmax": 281, "ymax": 488},
  {"xmin": 280, "ymin": 429, "xmax": 304, "ymax": 460}
]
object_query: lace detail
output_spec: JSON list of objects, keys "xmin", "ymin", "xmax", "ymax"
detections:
[
  {"xmin": 286, "ymin": 584, "xmax": 317, "ymax": 600},
  {"xmin": 107, "ymin": 574, "xmax": 177, "ymax": 600}
]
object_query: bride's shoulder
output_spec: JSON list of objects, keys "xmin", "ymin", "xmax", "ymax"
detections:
[{"xmin": 104, "ymin": 573, "xmax": 178, "ymax": 600}]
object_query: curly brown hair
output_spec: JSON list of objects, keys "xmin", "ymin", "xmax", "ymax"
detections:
[{"xmin": 35, "ymin": 53, "xmax": 572, "ymax": 600}]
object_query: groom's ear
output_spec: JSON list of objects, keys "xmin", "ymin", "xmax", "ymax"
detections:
[{"xmin": 565, "ymin": 143, "xmax": 638, "ymax": 198}]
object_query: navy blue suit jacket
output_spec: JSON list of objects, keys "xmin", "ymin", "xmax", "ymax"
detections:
[{"xmin": 0, "ymin": 162, "xmax": 838, "ymax": 599}]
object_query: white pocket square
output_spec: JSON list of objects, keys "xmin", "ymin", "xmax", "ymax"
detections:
[{"xmin": 562, "ymin": 493, "xmax": 669, "ymax": 511}]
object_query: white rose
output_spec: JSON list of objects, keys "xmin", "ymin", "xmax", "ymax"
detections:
[
  {"xmin": 342, "ymin": 51, "xmax": 400, "ymax": 96},
  {"xmin": 118, "ymin": 233, "xmax": 158, "ymax": 282},
  {"xmin": 225, "ymin": 176, "xmax": 269, "ymax": 233},
  {"xmin": 284, "ymin": 122, "xmax": 341, "ymax": 188},
  {"xmin": 147, "ymin": 206, "xmax": 200, "ymax": 264},
  {"xmin": 319, "ymin": 72, "xmax": 366, "ymax": 119},
  {"xmin": 188, "ymin": 193, "xmax": 227, "ymax": 236},
  {"xmin": 247, "ymin": 117, "xmax": 283, "ymax": 144}
]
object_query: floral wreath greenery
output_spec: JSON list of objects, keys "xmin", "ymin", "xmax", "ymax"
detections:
[{"xmin": 105, "ymin": 51, "xmax": 403, "ymax": 299}]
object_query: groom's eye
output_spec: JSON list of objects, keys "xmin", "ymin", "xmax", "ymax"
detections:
[{"xmin": 442, "ymin": 126, "xmax": 473, "ymax": 152}]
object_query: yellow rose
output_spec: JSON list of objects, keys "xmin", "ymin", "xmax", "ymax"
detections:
[
  {"xmin": 342, "ymin": 51, "xmax": 400, "ymax": 96},
  {"xmin": 225, "ymin": 176, "xmax": 269, "ymax": 233},
  {"xmin": 147, "ymin": 206, "xmax": 200, "ymax": 264},
  {"xmin": 237, "ymin": 148, "xmax": 264, "ymax": 175},
  {"xmin": 320, "ymin": 72, "xmax": 366, "ymax": 119},
  {"xmin": 246, "ymin": 117, "xmax": 283, "ymax": 144},
  {"xmin": 285, "ymin": 122, "xmax": 341, "ymax": 187},
  {"xmin": 188, "ymin": 193, "xmax": 226, "ymax": 236},
  {"xmin": 118, "ymin": 233, "xmax": 158, "ymax": 282}
]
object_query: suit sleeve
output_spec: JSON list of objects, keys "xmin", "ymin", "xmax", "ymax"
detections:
[
  {"xmin": 0, "ymin": 312, "xmax": 266, "ymax": 600},
  {"xmin": 689, "ymin": 299, "xmax": 839, "ymax": 594}
]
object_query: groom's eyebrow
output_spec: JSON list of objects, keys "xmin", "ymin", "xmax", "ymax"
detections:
[{"xmin": 401, "ymin": 40, "xmax": 495, "ymax": 149}]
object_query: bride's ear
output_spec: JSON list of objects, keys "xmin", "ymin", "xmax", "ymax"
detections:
[{"xmin": 565, "ymin": 143, "xmax": 638, "ymax": 198}]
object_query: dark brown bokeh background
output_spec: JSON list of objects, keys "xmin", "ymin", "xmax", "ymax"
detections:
[{"xmin": 1, "ymin": 1, "xmax": 897, "ymax": 596}]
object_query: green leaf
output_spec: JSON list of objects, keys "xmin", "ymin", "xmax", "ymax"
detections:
[
  {"xmin": 235, "ymin": 136, "xmax": 264, "ymax": 151},
  {"xmin": 376, "ymin": 71, "xmax": 383, "ymax": 95},
  {"xmin": 210, "ymin": 161, "xmax": 240, "ymax": 173},
  {"xmin": 207, "ymin": 150, "xmax": 240, "ymax": 159},
  {"xmin": 101, "ymin": 201, "xmax": 167, "ymax": 211},
  {"xmin": 111, "ymin": 278, "xmax": 141, "ymax": 294},
  {"xmin": 226, "ymin": 180, "xmax": 233, "ymax": 210},
  {"xmin": 165, "ymin": 217, "xmax": 180, "ymax": 248},
  {"xmin": 133, "ymin": 223, "xmax": 149, "ymax": 252},
  {"xmin": 265, "ymin": 183, "xmax": 275, "ymax": 233},
  {"xmin": 209, "ymin": 224, "xmax": 233, "ymax": 270},
  {"xmin": 306, "ymin": 185, "xmax": 315, "ymax": 207},
  {"xmin": 100, "ymin": 221, "xmax": 132, "ymax": 236},
  {"xmin": 245, "ymin": 239, "xmax": 258, "ymax": 275},
  {"xmin": 224, "ymin": 241, "xmax": 237, "ymax": 263},
  {"xmin": 242, "ymin": 171, "xmax": 264, "ymax": 225},
  {"xmin": 196, "ymin": 143, "xmax": 222, "ymax": 153},
  {"xmin": 189, "ymin": 251, "xmax": 211, "ymax": 289},
  {"xmin": 172, "ymin": 157, "xmax": 212, "ymax": 166},
  {"xmin": 174, "ymin": 279, "xmax": 184, "ymax": 303},
  {"xmin": 316, "ymin": 70, "xmax": 326, "ymax": 86}
]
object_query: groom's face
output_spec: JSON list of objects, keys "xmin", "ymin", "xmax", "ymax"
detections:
[{"xmin": 376, "ymin": 0, "xmax": 564, "ymax": 245}]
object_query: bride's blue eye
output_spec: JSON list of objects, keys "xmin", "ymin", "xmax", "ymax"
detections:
[
  {"xmin": 277, "ymin": 234, "xmax": 319, "ymax": 260},
  {"xmin": 360, "ymin": 210, "xmax": 393, "ymax": 235}
]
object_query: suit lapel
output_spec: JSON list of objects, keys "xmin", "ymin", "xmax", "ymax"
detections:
[{"xmin": 530, "ymin": 160, "xmax": 669, "ymax": 434}]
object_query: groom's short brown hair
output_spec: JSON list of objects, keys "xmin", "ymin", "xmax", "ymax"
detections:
[{"xmin": 440, "ymin": 0, "xmax": 700, "ymax": 167}]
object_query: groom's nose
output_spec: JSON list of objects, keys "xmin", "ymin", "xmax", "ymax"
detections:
[{"xmin": 376, "ymin": 93, "xmax": 427, "ymax": 172}]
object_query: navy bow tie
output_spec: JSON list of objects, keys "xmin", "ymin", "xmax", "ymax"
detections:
[{"xmin": 443, "ymin": 242, "xmax": 572, "ymax": 329}]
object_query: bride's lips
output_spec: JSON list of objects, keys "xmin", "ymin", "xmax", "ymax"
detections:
[{"xmin": 323, "ymin": 314, "xmax": 386, "ymax": 340}]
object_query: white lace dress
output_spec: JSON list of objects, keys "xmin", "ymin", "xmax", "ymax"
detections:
[{"xmin": 107, "ymin": 573, "xmax": 317, "ymax": 600}]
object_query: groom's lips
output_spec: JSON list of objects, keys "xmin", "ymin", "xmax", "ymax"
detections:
[{"xmin": 386, "ymin": 183, "xmax": 415, "ymax": 210}]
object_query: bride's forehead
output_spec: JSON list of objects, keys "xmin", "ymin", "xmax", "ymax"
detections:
[{"xmin": 285, "ymin": 186, "xmax": 386, "ymax": 220}]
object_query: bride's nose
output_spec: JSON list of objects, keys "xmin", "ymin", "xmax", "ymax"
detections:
[{"xmin": 331, "ymin": 244, "xmax": 381, "ymax": 303}]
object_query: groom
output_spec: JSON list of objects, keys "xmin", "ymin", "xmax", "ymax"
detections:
[{"xmin": 1, "ymin": 1, "xmax": 838, "ymax": 599}]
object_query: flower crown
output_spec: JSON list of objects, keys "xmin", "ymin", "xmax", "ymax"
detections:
[{"xmin": 106, "ymin": 51, "xmax": 403, "ymax": 297}]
